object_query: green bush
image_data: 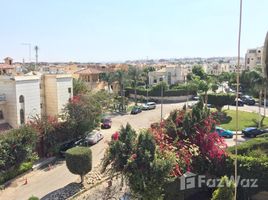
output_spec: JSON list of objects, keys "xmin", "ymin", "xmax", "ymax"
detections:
[
  {"xmin": 211, "ymin": 176, "xmax": 234, "ymax": 200},
  {"xmin": 28, "ymin": 196, "xmax": 39, "ymax": 200},
  {"xmin": 0, "ymin": 162, "xmax": 33, "ymax": 185},
  {"xmin": 0, "ymin": 126, "xmax": 37, "ymax": 172},
  {"xmin": 206, "ymin": 93, "xmax": 235, "ymax": 111},
  {"xmin": 227, "ymin": 137, "xmax": 268, "ymax": 156},
  {"xmin": 65, "ymin": 147, "xmax": 92, "ymax": 183}
]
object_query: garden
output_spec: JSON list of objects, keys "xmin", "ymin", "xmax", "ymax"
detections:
[{"xmin": 101, "ymin": 100, "xmax": 268, "ymax": 200}]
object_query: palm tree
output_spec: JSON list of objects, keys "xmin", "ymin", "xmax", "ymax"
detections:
[
  {"xmin": 115, "ymin": 70, "xmax": 127, "ymax": 112},
  {"xmin": 100, "ymin": 72, "xmax": 115, "ymax": 93},
  {"xmin": 128, "ymin": 66, "xmax": 142, "ymax": 105},
  {"xmin": 250, "ymin": 71, "xmax": 265, "ymax": 127}
]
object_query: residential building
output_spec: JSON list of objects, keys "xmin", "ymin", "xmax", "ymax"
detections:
[
  {"xmin": 0, "ymin": 73, "xmax": 73, "ymax": 129},
  {"xmin": 148, "ymin": 65, "xmax": 185, "ymax": 85},
  {"xmin": 41, "ymin": 74, "xmax": 73, "ymax": 117},
  {"xmin": 75, "ymin": 67, "xmax": 102, "ymax": 90},
  {"xmin": 0, "ymin": 57, "xmax": 16, "ymax": 75},
  {"xmin": 245, "ymin": 47, "xmax": 263, "ymax": 70},
  {"xmin": 0, "ymin": 75, "xmax": 41, "ymax": 128}
]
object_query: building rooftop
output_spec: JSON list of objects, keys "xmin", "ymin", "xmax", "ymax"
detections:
[{"xmin": 75, "ymin": 67, "xmax": 102, "ymax": 75}]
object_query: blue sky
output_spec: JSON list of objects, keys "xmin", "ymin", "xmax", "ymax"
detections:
[{"xmin": 1, "ymin": 0, "xmax": 268, "ymax": 62}]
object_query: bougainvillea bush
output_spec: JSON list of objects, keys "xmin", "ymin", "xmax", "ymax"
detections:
[{"xmin": 102, "ymin": 101, "xmax": 227, "ymax": 199}]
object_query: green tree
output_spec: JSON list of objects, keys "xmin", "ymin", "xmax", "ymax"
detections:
[
  {"xmin": 63, "ymin": 93, "xmax": 103, "ymax": 136},
  {"xmin": 192, "ymin": 65, "xmax": 206, "ymax": 80},
  {"xmin": 102, "ymin": 123, "xmax": 137, "ymax": 172},
  {"xmin": 126, "ymin": 131, "xmax": 175, "ymax": 200},
  {"xmin": 211, "ymin": 83, "xmax": 219, "ymax": 93},
  {"xmin": 207, "ymin": 93, "xmax": 235, "ymax": 112},
  {"xmin": 197, "ymin": 80, "xmax": 210, "ymax": 105},
  {"xmin": 128, "ymin": 66, "xmax": 142, "ymax": 105},
  {"xmin": 100, "ymin": 72, "xmax": 116, "ymax": 93},
  {"xmin": 211, "ymin": 176, "xmax": 235, "ymax": 200},
  {"xmin": 65, "ymin": 147, "xmax": 92, "ymax": 183},
  {"xmin": 73, "ymin": 78, "xmax": 89, "ymax": 95},
  {"xmin": 115, "ymin": 70, "xmax": 127, "ymax": 112}
]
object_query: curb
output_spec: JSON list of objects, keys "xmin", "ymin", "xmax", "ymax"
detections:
[{"xmin": 67, "ymin": 173, "xmax": 119, "ymax": 200}]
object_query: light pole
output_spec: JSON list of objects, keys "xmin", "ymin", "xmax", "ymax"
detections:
[
  {"xmin": 21, "ymin": 43, "xmax": 32, "ymax": 63},
  {"xmin": 160, "ymin": 75, "xmax": 165, "ymax": 122}
]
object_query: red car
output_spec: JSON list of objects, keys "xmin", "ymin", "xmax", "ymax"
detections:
[{"xmin": 101, "ymin": 118, "xmax": 112, "ymax": 129}]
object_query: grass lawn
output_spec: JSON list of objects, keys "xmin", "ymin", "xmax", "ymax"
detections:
[{"xmin": 219, "ymin": 109, "xmax": 268, "ymax": 130}]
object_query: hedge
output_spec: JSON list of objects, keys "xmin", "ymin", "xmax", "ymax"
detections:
[
  {"xmin": 125, "ymin": 88, "xmax": 196, "ymax": 97},
  {"xmin": 65, "ymin": 147, "xmax": 92, "ymax": 183},
  {"xmin": 214, "ymin": 137, "xmax": 268, "ymax": 199}
]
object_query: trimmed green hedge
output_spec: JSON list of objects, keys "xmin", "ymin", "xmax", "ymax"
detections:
[
  {"xmin": 214, "ymin": 137, "xmax": 268, "ymax": 199},
  {"xmin": 65, "ymin": 147, "xmax": 92, "ymax": 183},
  {"xmin": 125, "ymin": 88, "xmax": 196, "ymax": 97}
]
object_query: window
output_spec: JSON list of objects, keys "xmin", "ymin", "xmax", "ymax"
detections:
[
  {"xmin": 40, "ymin": 103, "xmax": 43, "ymax": 109},
  {"xmin": 20, "ymin": 109, "xmax": 25, "ymax": 124},
  {"xmin": 0, "ymin": 110, "xmax": 3, "ymax": 119},
  {"xmin": 68, "ymin": 88, "xmax": 72, "ymax": 93},
  {"xmin": 19, "ymin": 95, "xmax": 24, "ymax": 103}
]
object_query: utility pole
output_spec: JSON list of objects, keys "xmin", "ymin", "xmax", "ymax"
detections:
[
  {"xmin": 160, "ymin": 75, "xmax": 165, "ymax": 122},
  {"xmin": 34, "ymin": 45, "xmax": 39, "ymax": 71}
]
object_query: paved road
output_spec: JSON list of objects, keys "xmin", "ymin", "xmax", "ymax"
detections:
[{"xmin": 0, "ymin": 102, "xmax": 254, "ymax": 200}]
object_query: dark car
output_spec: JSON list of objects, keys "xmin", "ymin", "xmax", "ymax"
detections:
[
  {"xmin": 242, "ymin": 127, "xmax": 268, "ymax": 138},
  {"xmin": 59, "ymin": 139, "xmax": 78, "ymax": 157},
  {"xmin": 231, "ymin": 99, "xmax": 244, "ymax": 106},
  {"xmin": 241, "ymin": 95, "xmax": 255, "ymax": 105},
  {"xmin": 101, "ymin": 118, "xmax": 112, "ymax": 129},
  {"xmin": 131, "ymin": 106, "xmax": 142, "ymax": 114}
]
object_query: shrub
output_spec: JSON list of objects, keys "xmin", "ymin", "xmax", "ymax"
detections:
[
  {"xmin": 211, "ymin": 176, "xmax": 234, "ymax": 200},
  {"xmin": 0, "ymin": 126, "xmax": 37, "ymax": 172},
  {"xmin": 206, "ymin": 93, "xmax": 235, "ymax": 112},
  {"xmin": 0, "ymin": 162, "xmax": 33, "ymax": 185},
  {"xmin": 65, "ymin": 147, "xmax": 92, "ymax": 183},
  {"xmin": 28, "ymin": 196, "xmax": 39, "ymax": 200}
]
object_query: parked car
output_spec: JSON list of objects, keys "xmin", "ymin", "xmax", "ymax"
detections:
[
  {"xmin": 241, "ymin": 95, "xmax": 255, "ymax": 105},
  {"xmin": 192, "ymin": 96, "xmax": 199, "ymax": 101},
  {"xmin": 59, "ymin": 139, "xmax": 79, "ymax": 157},
  {"xmin": 84, "ymin": 130, "xmax": 104, "ymax": 145},
  {"xmin": 215, "ymin": 127, "xmax": 233, "ymax": 138},
  {"xmin": 242, "ymin": 127, "xmax": 268, "ymax": 138},
  {"xmin": 142, "ymin": 102, "xmax": 156, "ymax": 110},
  {"xmin": 231, "ymin": 99, "xmax": 244, "ymax": 106},
  {"xmin": 131, "ymin": 106, "xmax": 142, "ymax": 114},
  {"xmin": 101, "ymin": 118, "xmax": 112, "ymax": 129}
]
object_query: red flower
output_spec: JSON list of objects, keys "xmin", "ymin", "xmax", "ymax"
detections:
[{"xmin": 112, "ymin": 131, "xmax": 119, "ymax": 141}]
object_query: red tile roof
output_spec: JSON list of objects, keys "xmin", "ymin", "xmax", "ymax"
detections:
[{"xmin": 75, "ymin": 68, "xmax": 102, "ymax": 75}]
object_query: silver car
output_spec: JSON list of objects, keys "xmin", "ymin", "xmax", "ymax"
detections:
[{"xmin": 84, "ymin": 130, "xmax": 104, "ymax": 145}]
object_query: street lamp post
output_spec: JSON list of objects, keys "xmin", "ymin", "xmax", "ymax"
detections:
[{"xmin": 160, "ymin": 75, "xmax": 165, "ymax": 122}]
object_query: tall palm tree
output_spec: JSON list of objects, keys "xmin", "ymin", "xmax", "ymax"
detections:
[
  {"xmin": 100, "ymin": 72, "xmax": 115, "ymax": 93},
  {"xmin": 128, "ymin": 66, "xmax": 142, "ymax": 105},
  {"xmin": 250, "ymin": 71, "xmax": 265, "ymax": 127},
  {"xmin": 115, "ymin": 70, "xmax": 127, "ymax": 112}
]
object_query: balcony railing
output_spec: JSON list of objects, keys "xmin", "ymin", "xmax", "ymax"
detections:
[{"xmin": 0, "ymin": 94, "xmax": 6, "ymax": 101}]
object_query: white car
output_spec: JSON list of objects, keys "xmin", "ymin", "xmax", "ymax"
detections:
[
  {"xmin": 142, "ymin": 102, "xmax": 156, "ymax": 110},
  {"xmin": 84, "ymin": 130, "xmax": 104, "ymax": 145}
]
